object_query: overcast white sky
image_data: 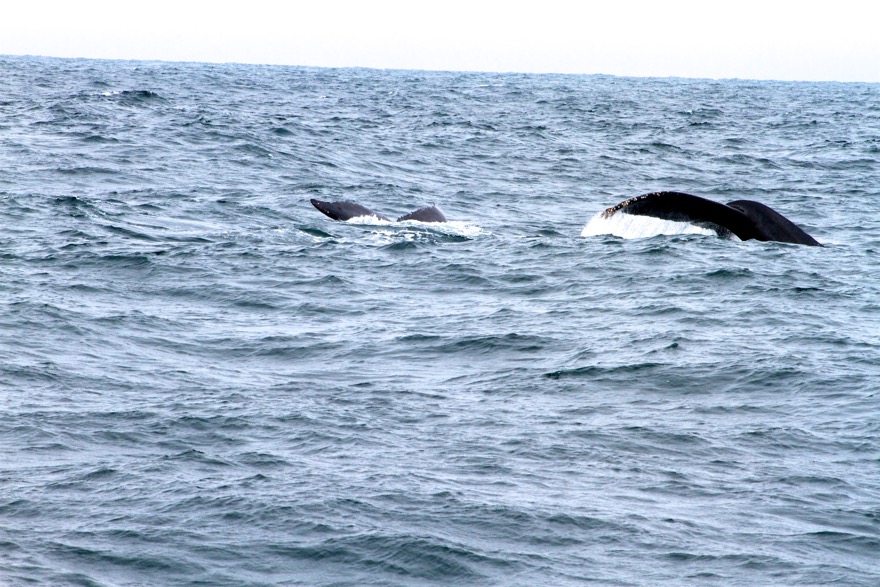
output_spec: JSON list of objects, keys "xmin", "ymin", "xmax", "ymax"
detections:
[{"xmin": 2, "ymin": 1, "xmax": 879, "ymax": 82}]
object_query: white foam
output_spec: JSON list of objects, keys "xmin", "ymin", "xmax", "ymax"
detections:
[
  {"xmin": 345, "ymin": 216, "xmax": 483, "ymax": 238},
  {"xmin": 344, "ymin": 215, "xmax": 393, "ymax": 225},
  {"xmin": 580, "ymin": 212, "xmax": 720, "ymax": 239},
  {"xmin": 401, "ymin": 219, "xmax": 484, "ymax": 238}
]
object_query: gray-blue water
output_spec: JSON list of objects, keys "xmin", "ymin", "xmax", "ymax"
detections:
[{"xmin": 2, "ymin": 55, "xmax": 880, "ymax": 586}]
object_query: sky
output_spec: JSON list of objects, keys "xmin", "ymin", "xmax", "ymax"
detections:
[{"xmin": 2, "ymin": 1, "xmax": 879, "ymax": 83}]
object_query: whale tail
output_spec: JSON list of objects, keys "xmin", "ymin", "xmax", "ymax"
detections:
[
  {"xmin": 310, "ymin": 199, "xmax": 447, "ymax": 223},
  {"xmin": 601, "ymin": 191, "xmax": 821, "ymax": 246}
]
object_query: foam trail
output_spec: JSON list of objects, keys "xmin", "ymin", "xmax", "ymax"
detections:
[
  {"xmin": 404, "ymin": 220, "xmax": 483, "ymax": 238},
  {"xmin": 580, "ymin": 211, "xmax": 722, "ymax": 239}
]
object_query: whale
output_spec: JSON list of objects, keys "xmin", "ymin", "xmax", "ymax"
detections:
[
  {"xmin": 597, "ymin": 191, "xmax": 821, "ymax": 246},
  {"xmin": 310, "ymin": 199, "xmax": 447, "ymax": 223}
]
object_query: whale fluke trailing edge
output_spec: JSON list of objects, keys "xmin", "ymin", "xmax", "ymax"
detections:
[
  {"xmin": 310, "ymin": 199, "xmax": 447, "ymax": 223},
  {"xmin": 601, "ymin": 191, "xmax": 821, "ymax": 246}
]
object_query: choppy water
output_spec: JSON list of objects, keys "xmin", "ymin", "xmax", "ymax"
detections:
[{"xmin": 2, "ymin": 55, "xmax": 880, "ymax": 586}]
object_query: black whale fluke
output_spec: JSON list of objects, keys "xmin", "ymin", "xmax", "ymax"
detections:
[
  {"xmin": 310, "ymin": 199, "xmax": 447, "ymax": 223},
  {"xmin": 309, "ymin": 199, "xmax": 390, "ymax": 221},
  {"xmin": 395, "ymin": 205, "xmax": 448, "ymax": 223},
  {"xmin": 602, "ymin": 191, "xmax": 821, "ymax": 246}
]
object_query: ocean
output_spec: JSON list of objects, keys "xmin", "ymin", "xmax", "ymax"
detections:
[{"xmin": 1, "ymin": 55, "xmax": 879, "ymax": 586}]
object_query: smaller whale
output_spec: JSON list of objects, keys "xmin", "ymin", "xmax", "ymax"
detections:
[
  {"xmin": 310, "ymin": 199, "xmax": 447, "ymax": 223},
  {"xmin": 597, "ymin": 191, "xmax": 821, "ymax": 246}
]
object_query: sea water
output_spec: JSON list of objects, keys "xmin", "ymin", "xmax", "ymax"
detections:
[{"xmin": 1, "ymin": 56, "xmax": 879, "ymax": 586}]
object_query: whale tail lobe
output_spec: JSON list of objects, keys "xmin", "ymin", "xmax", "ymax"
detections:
[
  {"xmin": 309, "ymin": 199, "xmax": 390, "ymax": 222},
  {"xmin": 396, "ymin": 205, "xmax": 447, "ymax": 223},
  {"xmin": 724, "ymin": 199, "xmax": 821, "ymax": 246}
]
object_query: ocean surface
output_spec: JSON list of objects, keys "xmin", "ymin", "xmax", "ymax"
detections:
[{"xmin": 1, "ymin": 55, "xmax": 879, "ymax": 586}]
